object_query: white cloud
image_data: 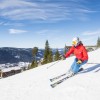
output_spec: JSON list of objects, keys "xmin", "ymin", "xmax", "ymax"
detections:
[
  {"xmin": 4, "ymin": 22, "xmax": 24, "ymax": 26},
  {"xmin": 82, "ymin": 30, "xmax": 100, "ymax": 36},
  {"xmin": 81, "ymin": 29, "xmax": 100, "ymax": 45},
  {"xmin": 0, "ymin": 21, "xmax": 24, "ymax": 26},
  {"xmin": 36, "ymin": 29, "xmax": 61, "ymax": 36},
  {"xmin": 82, "ymin": 36, "xmax": 95, "ymax": 41},
  {"xmin": 9, "ymin": 29, "xmax": 27, "ymax": 34},
  {"xmin": 81, "ymin": 36, "xmax": 98, "ymax": 46},
  {"xmin": 0, "ymin": 22, "xmax": 4, "ymax": 25},
  {"xmin": 0, "ymin": 0, "xmax": 95, "ymax": 22},
  {"xmin": 36, "ymin": 30, "xmax": 49, "ymax": 35}
]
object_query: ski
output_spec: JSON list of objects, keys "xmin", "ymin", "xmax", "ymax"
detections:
[
  {"xmin": 50, "ymin": 73, "xmax": 67, "ymax": 82},
  {"xmin": 50, "ymin": 75, "xmax": 74, "ymax": 88},
  {"xmin": 50, "ymin": 68, "xmax": 83, "ymax": 82},
  {"xmin": 50, "ymin": 68, "xmax": 84, "ymax": 88}
]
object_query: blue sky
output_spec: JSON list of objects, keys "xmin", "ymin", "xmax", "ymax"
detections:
[{"xmin": 0, "ymin": 0, "xmax": 100, "ymax": 48}]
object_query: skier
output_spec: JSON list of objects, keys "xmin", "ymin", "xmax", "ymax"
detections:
[{"xmin": 64, "ymin": 37, "xmax": 88, "ymax": 77}]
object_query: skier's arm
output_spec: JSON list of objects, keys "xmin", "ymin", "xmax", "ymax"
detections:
[
  {"xmin": 65, "ymin": 47, "xmax": 74, "ymax": 58},
  {"xmin": 81, "ymin": 46, "xmax": 88, "ymax": 61}
]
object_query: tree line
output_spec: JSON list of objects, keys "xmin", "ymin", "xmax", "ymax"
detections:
[{"xmin": 30, "ymin": 40, "xmax": 67, "ymax": 68}]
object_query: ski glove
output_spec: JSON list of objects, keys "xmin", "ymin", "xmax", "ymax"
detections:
[
  {"xmin": 63, "ymin": 55, "xmax": 66, "ymax": 60},
  {"xmin": 77, "ymin": 60, "xmax": 82, "ymax": 64}
]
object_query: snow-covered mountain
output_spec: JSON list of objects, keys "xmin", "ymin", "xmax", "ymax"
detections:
[
  {"xmin": 0, "ymin": 47, "xmax": 64, "ymax": 64},
  {"xmin": 0, "ymin": 49, "xmax": 100, "ymax": 100},
  {"xmin": 0, "ymin": 47, "xmax": 33, "ymax": 64}
]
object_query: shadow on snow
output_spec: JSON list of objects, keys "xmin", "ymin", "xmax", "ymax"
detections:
[{"xmin": 81, "ymin": 64, "xmax": 100, "ymax": 73}]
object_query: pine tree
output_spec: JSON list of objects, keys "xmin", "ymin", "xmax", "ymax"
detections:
[
  {"xmin": 97, "ymin": 37, "xmax": 100, "ymax": 47},
  {"xmin": 54, "ymin": 49, "xmax": 61, "ymax": 61},
  {"xmin": 31, "ymin": 60, "xmax": 38, "ymax": 68},
  {"xmin": 64, "ymin": 44, "xmax": 67, "ymax": 54},
  {"xmin": 31, "ymin": 47, "xmax": 38, "ymax": 68},
  {"xmin": 42, "ymin": 40, "xmax": 53, "ymax": 64},
  {"xmin": 42, "ymin": 40, "xmax": 49, "ymax": 64},
  {"xmin": 48, "ymin": 49, "xmax": 53, "ymax": 63},
  {"xmin": 32, "ymin": 47, "xmax": 38, "ymax": 57}
]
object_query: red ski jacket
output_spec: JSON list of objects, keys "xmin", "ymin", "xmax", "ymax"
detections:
[{"xmin": 65, "ymin": 44, "xmax": 88, "ymax": 61}]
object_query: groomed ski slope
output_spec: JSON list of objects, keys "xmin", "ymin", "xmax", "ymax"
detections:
[{"xmin": 0, "ymin": 49, "xmax": 100, "ymax": 100}]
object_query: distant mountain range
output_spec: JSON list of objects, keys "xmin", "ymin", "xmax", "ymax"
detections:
[{"xmin": 0, "ymin": 47, "xmax": 64, "ymax": 64}]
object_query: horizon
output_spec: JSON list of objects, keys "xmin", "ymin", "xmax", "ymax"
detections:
[
  {"xmin": 0, "ymin": 44, "xmax": 97, "ymax": 49},
  {"xmin": 0, "ymin": 0, "xmax": 100, "ymax": 48}
]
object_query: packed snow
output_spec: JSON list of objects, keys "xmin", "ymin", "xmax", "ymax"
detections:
[{"xmin": 0, "ymin": 49, "xmax": 100, "ymax": 100}]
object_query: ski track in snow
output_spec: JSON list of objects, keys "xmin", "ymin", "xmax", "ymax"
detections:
[{"xmin": 0, "ymin": 49, "xmax": 100, "ymax": 100}]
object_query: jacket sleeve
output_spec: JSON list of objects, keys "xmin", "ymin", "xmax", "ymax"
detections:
[
  {"xmin": 81, "ymin": 46, "xmax": 88, "ymax": 61},
  {"xmin": 65, "ymin": 46, "xmax": 74, "ymax": 58}
]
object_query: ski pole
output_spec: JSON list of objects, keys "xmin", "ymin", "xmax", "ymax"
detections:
[
  {"xmin": 47, "ymin": 60, "xmax": 61, "ymax": 69},
  {"xmin": 87, "ymin": 63, "xmax": 100, "ymax": 64}
]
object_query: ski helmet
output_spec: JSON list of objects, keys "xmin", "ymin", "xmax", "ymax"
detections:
[{"xmin": 72, "ymin": 37, "xmax": 80, "ymax": 46}]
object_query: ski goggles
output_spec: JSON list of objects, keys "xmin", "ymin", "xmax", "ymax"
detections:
[{"xmin": 72, "ymin": 41, "xmax": 77, "ymax": 45}]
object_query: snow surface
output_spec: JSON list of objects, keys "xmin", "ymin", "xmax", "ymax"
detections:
[{"xmin": 0, "ymin": 49, "xmax": 100, "ymax": 100}]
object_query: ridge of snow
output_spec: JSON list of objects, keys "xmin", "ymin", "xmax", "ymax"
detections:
[{"xmin": 0, "ymin": 49, "xmax": 100, "ymax": 100}]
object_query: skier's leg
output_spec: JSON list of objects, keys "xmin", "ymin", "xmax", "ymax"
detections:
[
  {"xmin": 67, "ymin": 58, "xmax": 78, "ymax": 76},
  {"xmin": 72, "ymin": 60, "xmax": 88, "ymax": 74},
  {"xmin": 70, "ymin": 58, "xmax": 78, "ymax": 71}
]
